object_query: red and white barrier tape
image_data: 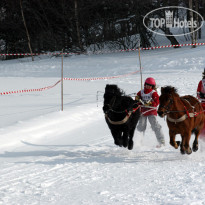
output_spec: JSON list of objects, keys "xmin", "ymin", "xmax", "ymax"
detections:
[
  {"xmin": 63, "ymin": 70, "xmax": 140, "ymax": 81},
  {"xmin": 1, "ymin": 43, "xmax": 205, "ymax": 56},
  {"xmin": 140, "ymin": 43, "xmax": 205, "ymax": 50},
  {"xmin": 0, "ymin": 80, "xmax": 61, "ymax": 96},
  {"xmin": 0, "ymin": 70, "xmax": 140, "ymax": 96}
]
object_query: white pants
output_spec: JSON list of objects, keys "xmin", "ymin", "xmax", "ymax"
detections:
[{"xmin": 137, "ymin": 115, "xmax": 165, "ymax": 145}]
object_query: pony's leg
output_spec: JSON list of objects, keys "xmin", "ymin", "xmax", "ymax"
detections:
[
  {"xmin": 180, "ymin": 136, "xmax": 186, "ymax": 154},
  {"xmin": 169, "ymin": 130, "xmax": 179, "ymax": 149},
  {"xmin": 122, "ymin": 131, "xmax": 129, "ymax": 148},
  {"xmin": 193, "ymin": 129, "xmax": 200, "ymax": 152},
  {"xmin": 182, "ymin": 131, "xmax": 192, "ymax": 155},
  {"xmin": 111, "ymin": 130, "xmax": 123, "ymax": 147},
  {"xmin": 193, "ymin": 119, "xmax": 205, "ymax": 152},
  {"xmin": 127, "ymin": 128, "xmax": 135, "ymax": 150}
]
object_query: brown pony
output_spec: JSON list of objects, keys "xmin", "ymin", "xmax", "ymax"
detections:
[{"xmin": 157, "ymin": 86, "xmax": 205, "ymax": 154}]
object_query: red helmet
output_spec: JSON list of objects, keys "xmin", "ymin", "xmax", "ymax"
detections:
[{"xmin": 145, "ymin": 77, "xmax": 156, "ymax": 86}]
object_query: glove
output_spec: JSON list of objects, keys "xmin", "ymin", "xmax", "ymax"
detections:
[
  {"xmin": 200, "ymin": 92, "xmax": 205, "ymax": 98},
  {"xmin": 135, "ymin": 95, "xmax": 141, "ymax": 101},
  {"xmin": 144, "ymin": 101, "xmax": 152, "ymax": 107}
]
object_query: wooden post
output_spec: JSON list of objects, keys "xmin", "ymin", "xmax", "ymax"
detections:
[{"xmin": 61, "ymin": 50, "xmax": 64, "ymax": 111}]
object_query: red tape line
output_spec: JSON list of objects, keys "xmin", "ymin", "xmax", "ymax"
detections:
[
  {"xmin": 1, "ymin": 43, "xmax": 205, "ymax": 56},
  {"xmin": 0, "ymin": 70, "xmax": 140, "ymax": 95}
]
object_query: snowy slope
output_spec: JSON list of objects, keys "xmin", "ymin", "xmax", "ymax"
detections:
[{"xmin": 0, "ymin": 45, "xmax": 205, "ymax": 204}]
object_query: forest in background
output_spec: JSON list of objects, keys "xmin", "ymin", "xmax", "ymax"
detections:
[{"xmin": 0, "ymin": 0, "xmax": 205, "ymax": 59}]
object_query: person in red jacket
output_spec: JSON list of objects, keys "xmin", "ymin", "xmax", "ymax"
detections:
[
  {"xmin": 197, "ymin": 69, "xmax": 205, "ymax": 137},
  {"xmin": 197, "ymin": 68, "xmax": 205, "ymax": 101},
  {"xmin": 135, "ymin": 77, "xmax": 165, "ymax": 147}
]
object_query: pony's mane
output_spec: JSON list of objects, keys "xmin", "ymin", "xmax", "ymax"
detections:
[
  {"xmin": 105, "ymin": 84, "xmax": 125, "ymax": 96},
  {"xmin": 161, "ymin": 86, "xmax": 178, "ymax": 95}
]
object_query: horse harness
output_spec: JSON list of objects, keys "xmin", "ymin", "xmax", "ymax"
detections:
[
  {"xmin": 163, "ymin": 96, "xmax": 200, "ymax": 123},
  {"xmin": 104, "ymin": 95, "xmax": 140, "ymax": 125},
  {"xmin": 105, "ymin": 111, "xmax": 133, "ymax": 125}
]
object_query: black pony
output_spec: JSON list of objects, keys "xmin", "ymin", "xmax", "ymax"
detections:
[{"xmin": 103, "ymin": 84, "xmax": 141, "ymax": 150}]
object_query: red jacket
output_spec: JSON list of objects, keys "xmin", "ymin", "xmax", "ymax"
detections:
[
  {"xmin": 197, "ymin": 80, "xmax": 203, "ymax": 99},
  {"xmin": 197, "ymin": 80, "xmax": 205, "ymax": 110},
  {"xmin": 197, "ymin": 80, "xmax": 202, "ymax": 98},
  {"xmin": 137, "ymin": 88, "xmax": 159, "ymax": 116}
]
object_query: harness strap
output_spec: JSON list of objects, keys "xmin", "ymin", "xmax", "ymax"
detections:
[
  {"xmin": 105, "ymin": 111, "xmax": 132, "ymax": 125},
  {"xmin": 194, "ymin": 110, "xmax": 205, "ymax": 116},
  {"xmin": 167, "ymin": 113, "xmax": 195, "ymax": 123},
  {"xmin": 105, "ymin": 105, "xmax": 140, "ymax": 125},
  {"xmin": 132, "ymin": 106, "xmax": 140, "ymax": 113},
  {"xmin": 184, "ymin": 106, "xmax": 190, "ymax": 118}
]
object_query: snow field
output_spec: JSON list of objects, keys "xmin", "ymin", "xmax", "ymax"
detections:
[{"xmin": 0, "ymin": 46, "xmax": 205, "ymax": 204}]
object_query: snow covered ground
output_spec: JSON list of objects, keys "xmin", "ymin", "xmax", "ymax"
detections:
[{"xmin": 0, "ymin": 45, "xmax": 205, "ymax": 204}]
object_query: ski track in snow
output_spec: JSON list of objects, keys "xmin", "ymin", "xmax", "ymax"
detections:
[{"xmin": 0, "ymin": 46, "xmax": 205, "ymax": 204}]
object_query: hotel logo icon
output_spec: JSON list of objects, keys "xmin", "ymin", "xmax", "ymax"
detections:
[{"xmin": 165, "ymin": 10, "xmax": 173, "ymax": 28}]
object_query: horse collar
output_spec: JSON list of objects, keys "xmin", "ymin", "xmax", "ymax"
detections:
[
  {"xmin": 167, "ymin": 97, "xmax": 196, "ymax": 123},
  {"xmin": 105, "ymin": 111, "xmax": 132, "ymax": 125},
  {"xmin": 167, "ymin": 113, "xmax": 195, "ymax": 123}
]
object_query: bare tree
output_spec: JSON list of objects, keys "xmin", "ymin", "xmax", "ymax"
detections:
[
  {"xmin": 20, "ymin": 0, "xmax": 34, "ymax": 61},
  {"xmin": 189, "ymin": 0, "xmax": 196, "ymax": 48},
  {"xmin": 74, "ymin": 0, "xmax": 83, "ymax": 51},
  {"xmin": 194, "ymin": 0, "xmax": 199, "ymax": 43}
]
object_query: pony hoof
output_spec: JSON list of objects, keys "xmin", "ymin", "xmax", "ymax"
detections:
[
  {"xmin": 176, "ymin": 141, "xmax": 181, "ymax": 146},
  {"xmin": 114, "ymin": 140, "xmax": 122, "ymax": 147},
  {"xmin": 192, "ymin": 145, "xmax": 198, "ymax": 152},
  {"xmin": 186, "ymin": 148, "xmax": 192, "ymax": 155},
  {"xmin": 170, "ymin": 141, "xmax": 180, "ymax": 149},
  {"xmin": 193, "ymin": 147, "xmax": 198, "ymax": 152},
  {"xmin": 123, "ymin": 140, "xmax": 128, "ymax": 148},
  {"xmin": 128, "ymin": 141, "xmax": 134, "ymax": 150},
  {"xmin": 114, "ymin": 140, "xmax": 119, "ymax": 146},
  {"xmin": 118, "ymin": 143, "xmax": 123, "ymax": 147},
  {"xmin": 173, "ymin": 141, "xmax": 181, "ymax": 149},
  {"xmin": 180, "ymin": 149, "xmax": 186, "ymax": 155}
]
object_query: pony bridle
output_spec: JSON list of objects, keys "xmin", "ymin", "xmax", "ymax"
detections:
[
  {"xmin": 103, "ymin": 95, "xmax": 117, "ymax": 114},
  {"xmin": 158, "ymin": 96, "xmax": 173, "ymax": 115}
]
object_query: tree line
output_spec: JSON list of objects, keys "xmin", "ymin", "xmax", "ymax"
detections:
[{"xmin": 0, "ymin": 0, "xmax": 204, "ymax": 60}]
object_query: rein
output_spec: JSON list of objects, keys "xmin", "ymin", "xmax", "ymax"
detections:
[{"xmin": 107, "ymin": 102, "xmax": 139, "ymax": 114}]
